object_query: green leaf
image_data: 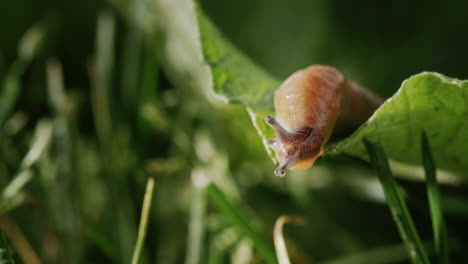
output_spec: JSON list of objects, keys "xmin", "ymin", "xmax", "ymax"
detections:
[
  {"xmin": 152, "ymin": 0, "xmax": 279, "ymax": 157},
  {"xmin": 196, "ymin": 9, "xmax": 279, "ymax": 109},
  {"xmin": 195, "ymin": 8, "xmax": 280, "ymax": 153},
  {"xmin": 363, "ymin": 138, "xmax": 430, "ymax": 264},
  {"xmin": 153, "ymin": 0, "xmax": 468, "ymax": 173},
  {"xmin": 421, "ymin": 133, "xmax": 449, "ymax": 264},
  {"xmin": 338, "ymin": 73, "xmax": 468, "ymax": 175}
]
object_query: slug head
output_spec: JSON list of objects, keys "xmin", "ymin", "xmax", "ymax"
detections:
[{"xmin": 264, "ymin": 115, "xmax": 323, "ymax": 176}]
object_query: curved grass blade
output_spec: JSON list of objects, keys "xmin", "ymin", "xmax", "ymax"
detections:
[
  {"xmin": 421, "ymin": 132, "xmax": 449, "ymax": 264},
  {"xmin": 207, "ymin": 183, "xmax": 277, "ymax": 264},
  {"xmin": 273, "ymin": 215, "xmax": 304, "ymax": 264},
  {"xmin": 363, "ymin": 138, "xmax": 430, "ymax": 264}
]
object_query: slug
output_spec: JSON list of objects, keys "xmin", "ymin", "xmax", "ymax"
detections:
[{"xmin": 265, "ymin": 65, "xmax": 382, "ymax": 176}]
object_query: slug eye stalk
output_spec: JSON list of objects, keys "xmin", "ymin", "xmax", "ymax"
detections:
[{"xmin": 265, "ymin": 115, "xmax": 322, "ymax": 177}]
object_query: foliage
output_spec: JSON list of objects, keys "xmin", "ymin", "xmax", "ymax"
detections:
[
  {"xmin": 340, "ymin": 74, "xmax": 468, "ymax": 175},
  {"xmin": 0, "ymin": 0, "xmax": 467, "ymax": 263},
  {"xmin": 158, "ymin": 0, "xmax": 468, "ymax": 176}
]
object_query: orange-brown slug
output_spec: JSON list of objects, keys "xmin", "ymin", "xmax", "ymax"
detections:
[{"xmin": 265, "ymin": 65, "xmax": 382, "ymax": 176}]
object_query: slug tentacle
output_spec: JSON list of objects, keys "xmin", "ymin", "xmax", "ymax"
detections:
[
  {"xmin": 264, "ymin": 115, "xmax": 293, "ymax": 143},
  {"xmin": 265, "ymin": 65, "xmax": 382, "ymax": 176},
  {"xmin": 274, "ymin": 154, "xmax": 299, "ymax": 177},
  {"xmin": 266, "ymin": 139, "xmax": 277, "ymax": 145},
  {"xmin": 266, "ymin": 118, "xmax": 323, "ymax": 176}
]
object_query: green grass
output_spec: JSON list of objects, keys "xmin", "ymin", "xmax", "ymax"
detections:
[
  {"xmin": 131, "ymin": 178, "xmax": 155, "ymax": 264},
  {"xmin": 322, "ymin": 241, "xmax": 432, "ymax": 264},
  {"xmin": 207, "ymin": 183, "xmax": 277, "ymax": 264},
  {"xmin": 363, "ymin": 138, "xmax": 430, "ymax": 264},
  {"xmin": 421, "ymin": 133, "xmax": 449, "ymax": 264},
  {"xmin": 0, "ymin": 229, "xmax": 15, "ymax": 264},
  {"xmin": 0, "ymin": 25, "xmax": 44, "ymax": 128},
  {"xmin": 0, "ymin": 1, "xmax": 467, "ymax": 263},
  {"xmin": 184, "ymin": 175, "xmax": 206, "ymax": 264},
  {"xmin": 360, "ymin": 134, "xmax": 451, "ymax": 264}
]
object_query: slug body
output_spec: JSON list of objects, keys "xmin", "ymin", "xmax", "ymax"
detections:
[{"xmin": 265, "ymin": 65, "xmax": 382, "ymax": 176}]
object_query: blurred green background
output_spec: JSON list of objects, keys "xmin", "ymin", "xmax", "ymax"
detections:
[{"xmin": 1, "ymin": 0, "xmax": 468, "ymax": 263}]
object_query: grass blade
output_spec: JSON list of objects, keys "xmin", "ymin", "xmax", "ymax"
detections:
[
  {"xmin": 19, "ymin": 120, "xmax": 53, "ymax": 170},
  {"xmin": 131, "ymin": 177, "xmax": 155, "ymax": 264},
  {"xmin": 91, "ymin": 11, "xmax": 114, "ymax": 150},
  {"xmin": 85, "ymin": 222, "xmax": 118, "ymax": 262},
  {"xmin": 1, "ymin": 120, "xmax": 52, "ymax": 213},
  {"xmin": 0, "ymin": 25, "xmax": 45, "ymax": 128},
  {"xmin": 0, "ymin": 227, "xmax": 15, "ymax": 264},
  {"xmin": 119, "ymin": 10, "xmax": 142, "ymax": 116},
  {"xmin": 185, "ymin": 169, "xmax": 207, "ymax": 264},
  {"xmin": 91, "ymin": 11, "xmax": 138, "ymax": 262},
  {"xmin": 137, "ymin": 34, "xmax": 161, "ymax": 137},
  {"xmin": 207, "ymin": 183, "xmax": 277, "ymax": 264},
  {"xmin": 322, "ymin": 241, "xmax": 433, "ymax": 264},
  {"xmin": 421, "ymin": 132, "xmax": 449, "ymax": 264},
  {"xmin": 46, "ymin": 58, "xmax": 86, "ymax": 262},
  {"xmin": 363, "ymin": 138, "xmax": 430, "ymax": 264},
  {"xmin": 273, "ymin": 215, "xmax": 304, "ymax": 264},
  {"xmin": 0, "ymin": 215, "xmax": 41, "ymax": 264},
  {"xmin": 0, "ymin": 70, "xmax": 22, "ymax": 128}
]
